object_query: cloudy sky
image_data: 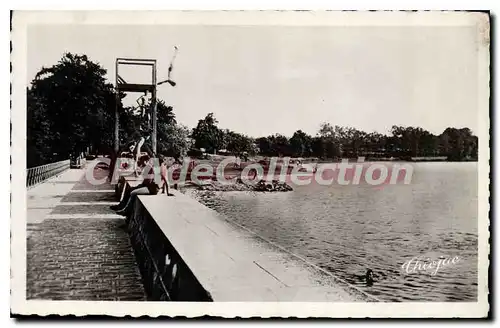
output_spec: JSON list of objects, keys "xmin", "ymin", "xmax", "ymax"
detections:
[{"xmin": 27, "ymin": 23, "xmax": 479, "ymax": 137}]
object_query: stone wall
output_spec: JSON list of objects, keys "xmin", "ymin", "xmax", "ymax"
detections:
[
  {"xmin": 127, "ymin": 199, "xmax": 213, "ymax": 301},
  {"xmin": 119, "ymin": 180, "xmax": 373, "ymax": 302}
]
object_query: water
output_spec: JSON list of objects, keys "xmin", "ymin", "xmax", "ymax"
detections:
[{"xmin": 189, "ymin": 162, "xmax": 478, "ymax": 302}]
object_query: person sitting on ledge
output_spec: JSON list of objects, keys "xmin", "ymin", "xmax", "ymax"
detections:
[
  {"xmin": 114, "ymin": 156, "xmax": 172, "ymax": 221},
  {"xmin": 110, "ymin": 154, "xmax": 150, "ymax": 211}
]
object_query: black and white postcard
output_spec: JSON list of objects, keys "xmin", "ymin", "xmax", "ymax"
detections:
[{"xmin": 10, "ymin": 10, "xmax": 490, "ymax": 318}]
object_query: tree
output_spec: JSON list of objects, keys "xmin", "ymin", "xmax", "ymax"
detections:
[
  {"xmin": 27, "ymin": 53, "xmax": 119, "ymax": 166},
  {"xmin": 224, "ymin": 130, "xmax": 255, "ymax": 157},
  {"xmin": 27, "ymin": 88, "xmax": 58, "ymax": 166},
  {"xmin": 269, "ymin": 134, "xmax": 291, "ymax": 156},
  {"xmin": 315, "ymin": 123, "xmax": 341, "ymax": 159},
  {"xmin": 191, "ymin": 113, "xmax": 225, "ymax": 154},
  {"xmin": 118, "ymin": 105, "xmax": 141, "ymax": 147},
  {"xmin": 256, "ymin": 137, "xmax": 272, "ymax": 156},
  {"xmin": 365, "ymin": 132, "xmax": 387, "ymax": 156},
  {"xmin": 439, "ymin": 127, "xmax": 477, "ymax": 160},
  {"xmin": 389, "ymin": 125, "xmax": 409, "ymax": 156},
  {"xmin": 471, "ymin": 135, "xmax": 479, "ymax": 159},
  {"xmin": 387, "ymin": 126, "xmax": 442, "ymax": 158},
  {"xmin": 149, "ymin": 101, "xmax": 189, "ymax": 158},
  {"xmin": 289, "ymin": 130, "xmax": 312, "ymax": 157},
  {"xmin": 158, "ymin": 123, "xmax": 192, "ymax": 158},
  {"xmin": 311, "ymin": 136, "xmax": 325, "ymax": 159},
  {"xmin": 156, "ymin": 100, "xmax": 176, "ymax": 126},
  {"xmin": 418, "ymin": 130, "xmax": 438, "ymax": 157},
  {"xmin": 341, "ymin": 127, "xmax": 367, "ymax": 158}
]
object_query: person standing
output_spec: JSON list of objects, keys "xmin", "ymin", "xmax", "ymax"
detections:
[{"xmin": 133, "ymin": 136, "xmax": 147, "ymax": 176}]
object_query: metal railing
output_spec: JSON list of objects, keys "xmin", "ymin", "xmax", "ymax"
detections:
[{"xmin": 26, "ymin": 159, "xmax": 70, "ymax": 188}]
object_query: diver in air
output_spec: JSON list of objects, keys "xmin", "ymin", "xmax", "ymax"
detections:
[{"xmin": 158, "ymin": 46, "xmax": 178, "ymax": 87}]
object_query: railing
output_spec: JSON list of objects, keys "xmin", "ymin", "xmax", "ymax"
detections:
[{"xmin": 26, "ymin": 159, "xmax": 70, "ymax": 188}]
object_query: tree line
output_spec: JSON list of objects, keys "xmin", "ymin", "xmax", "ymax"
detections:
[
  {"xmin": 27, "ymin": 53, "xmax": 478, "ymax": 168},
  {"xmin": 190, "ymin": 114, "xmax": 478, "ymax": 161}
]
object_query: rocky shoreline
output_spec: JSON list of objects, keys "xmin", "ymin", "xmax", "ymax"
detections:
[{"xmin": 182, "ymin": 178, "xmax": 293, "ymax": 192}]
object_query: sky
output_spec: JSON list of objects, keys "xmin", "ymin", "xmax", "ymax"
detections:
[{"xmin": 27, "ymin": 24, "xmax": 479, "ymax": 137}]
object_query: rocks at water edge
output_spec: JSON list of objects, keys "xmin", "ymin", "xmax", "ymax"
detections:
[
  {"xmin": 192, "ymin": 178, "xmax": 293, "ymax": 192},
  {"xmin": 253, "ymin": 179, "xmax": 293, "ymax": 192}
]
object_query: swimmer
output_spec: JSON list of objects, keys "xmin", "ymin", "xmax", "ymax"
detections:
[{"xmin": 366, "ymin": 269, "xmax": 374, "ymax": 286}]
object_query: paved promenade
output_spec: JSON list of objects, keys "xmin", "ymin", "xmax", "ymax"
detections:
[{"xmin": 26, "ymin": 162, "xmax": 146, "ymax": 300}]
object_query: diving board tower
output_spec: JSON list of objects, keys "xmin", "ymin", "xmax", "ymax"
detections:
[{"xmin": 114, "ymin": 58, "xmax": 158, "ymax": 154}]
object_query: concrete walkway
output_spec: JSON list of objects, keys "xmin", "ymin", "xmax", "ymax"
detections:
[{"xmin": 26, "ymin": 162, "xmax": 146, "ymax": 300}]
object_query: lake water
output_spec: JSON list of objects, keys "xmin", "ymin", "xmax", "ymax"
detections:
[{"xmin": 190, "ymin": 162, "xmax": 478, "ymax": 302}]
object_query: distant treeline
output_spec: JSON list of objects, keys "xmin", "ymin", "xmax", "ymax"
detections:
[
  {"xmin": 27, "ymin": 53, "xmax": 478, "ymax": 168},
  {"xmin": 190, "ymin": 114, "xmax": 478, "ymax": 161}
]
